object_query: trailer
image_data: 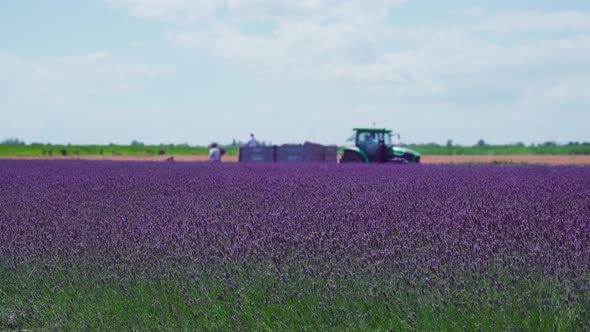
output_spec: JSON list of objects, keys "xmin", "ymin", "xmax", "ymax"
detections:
[{"xmin": 239, "ymin": 143, "xmax": 337, "ymax": 163}]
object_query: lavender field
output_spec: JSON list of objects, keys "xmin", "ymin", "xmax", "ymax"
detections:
[{"xmin": 1, "ymin": 160, "xmax": 589, "ymax": 330}]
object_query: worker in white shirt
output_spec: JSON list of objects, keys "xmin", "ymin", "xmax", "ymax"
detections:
[
  {"xmin": 209, "ymin": 143, "xmax": 221, "ymax": 162},
  {"xmin": 247, "ymin": 133, "xmax": 257, "ymax": 147}
]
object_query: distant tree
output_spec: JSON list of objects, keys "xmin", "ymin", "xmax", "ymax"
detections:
[
  {"xmin": 476, "ymin": 139, "xmax": 487, "ymax": 147},
  {"xmin": 60, "ymin": 149, "xmax": 68, "ymax": 156},
  {"xmin": 1, "ymin": 138, "xmax": 25, "ymax": 145},
  {"xmin": 542, "ymin": 141, "xmax": 557, "ymax": 147},
  {"xmin": 511, "ymin": 142, "xmax": 525, "ymax": 147},
  {"xmin": 131, "ymin": 140, "xmax": 144, "ymax": 146},
  {"xmin": 446, "ymin": 139, "xmax": 453, "ymax": 147}
]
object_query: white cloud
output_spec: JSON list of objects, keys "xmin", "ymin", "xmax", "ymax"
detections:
[
  {"xmin": 105, "ymin": 0, "xmax": 407, "ymax": 22},
  {"xmin": 162, "ymin": 0, "xmax": 412, "ymax": 87},
  {"xmin": 209, "ymin": 20, "xmax": 379, "ymax": 71},
  {"xmin": 166, "ymin": 30, "xmax": 210, "ymax": 49},
  {"xmin": 109, "ymin": 2, "xmax": 590, "ymax": 107},
  {"xmin": 110, "ymin": 0, "xmax": 410, "ymax": 79},
  {"xmin": 460, "ymin": 6, "xmax": 485, "ymax": 17},
  {"xmin": 0, "ymin": 51, "xmax": 174, "ymax": 106},
  {"xmin": 226, "ymin": 0, "xmax": 407, "ymax": 22},
  {"xmin": 521, "ymin": 75, "xmax": 590, "ymax": 111},
  {"xmin": 103, "ymin": 0, "xmax": 224, "ymax": 22},
  {"xmin": 477, "ymin": 11, "xmax": 590, "ymax": 32}
]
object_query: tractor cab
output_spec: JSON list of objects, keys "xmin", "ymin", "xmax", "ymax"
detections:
[{"xmin": 340, "ymin": 128, "xmax": 421, "ymax": 163}]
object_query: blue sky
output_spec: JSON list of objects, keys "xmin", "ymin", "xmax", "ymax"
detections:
[{"xmin": 1, "ymin": 1, "xmax": 589, "ymax": 145}]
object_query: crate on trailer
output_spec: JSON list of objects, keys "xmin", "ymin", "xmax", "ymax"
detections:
[
  {"xmin": 276, "ymin": 145, "xmax": 306, "ymax": 162},
  {"xmin": 239, "ymin": 146, "xmax": 275, "ymax": 162},
  {"xmin": 303, "ymin": 143, "xmax": 325, "ymax": 162},
  {"xmin": 276, "ymin": 143, "xmax": 330, "ymax": 162},
  {"xmin": 323, "ymin": 146, "xmax": 338, "ymax": 162}
]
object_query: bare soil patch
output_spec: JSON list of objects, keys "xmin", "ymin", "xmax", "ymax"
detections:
[{"xmin": 421, "ymin": 155, "xmax": 590, "ymax": 165}]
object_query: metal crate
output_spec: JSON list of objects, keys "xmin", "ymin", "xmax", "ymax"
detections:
[
  {"xmin": 276, "ymin": 144, "xmax": 329, "ymax": 162},
  {"xmin": 239, "ymin": 146, "xmax": 275, "ymax": 162},
  {"xmin": 323, "ymin": 146, "xmax": 338, "ymax": 162}
]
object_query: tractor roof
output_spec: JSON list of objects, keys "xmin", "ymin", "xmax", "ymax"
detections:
[{"xmin": 353, "ymin": 128, "xmax": 393, "ymax": 133}]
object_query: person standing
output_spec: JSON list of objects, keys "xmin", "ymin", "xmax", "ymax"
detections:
[
  {"xmin": 247, "ymin": 133, "xmax": 257, "ymax": 147},
  {"xmin": 209, "ymin": 143, "xmax": 221, "ymax": 162}
]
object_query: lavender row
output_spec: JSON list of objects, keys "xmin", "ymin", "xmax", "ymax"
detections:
[{"xmin": 1, "ymin": 161, "xmax": 589, "ymax": 281}]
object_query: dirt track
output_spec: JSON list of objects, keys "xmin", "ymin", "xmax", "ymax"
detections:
[
  {"xmin": 2, "ymin": 155, "xmax": 590, "ymax": 165},
  {"xmin": 420, "ymin": 155, "xmax": 590, "ymax": 165}
]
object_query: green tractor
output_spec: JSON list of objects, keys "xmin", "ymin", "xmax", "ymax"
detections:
[{"xmin": 340, "ymin": 128, "xmax": 421, "ymax": 163}]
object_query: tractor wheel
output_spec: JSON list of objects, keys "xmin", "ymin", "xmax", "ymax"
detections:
[
  {"xmin": 403, "ymin": 153, "xmax": 418, "ymax": 164},
  {"xmin": 340, "ymin": 150, "xmax": 365, "ymax": 163}
]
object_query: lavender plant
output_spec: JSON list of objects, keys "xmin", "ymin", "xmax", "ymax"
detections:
[{"xmin": 0, "ymin": 160, "xmax": 588, "ymax": 330}]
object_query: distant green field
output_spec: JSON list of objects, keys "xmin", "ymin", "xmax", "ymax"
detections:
[
  {"xmin": 1, "ymin": 143, "xmax": 589, "ymax": 157},
  {"xmin": 0, "ymin": 144, "xmax": 239, "ymax": 157},
  {"xmin": 407, "ymin": 144, "xmax": 590, "ymax": 155}
]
